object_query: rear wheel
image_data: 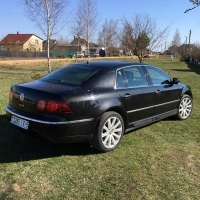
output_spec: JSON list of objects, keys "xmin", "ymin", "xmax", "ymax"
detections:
[
  {"xmin": 91, "ymin": 111, "xmax": 124, "ymax": 152},
  {"xmin": 174, "ymin": 94, "xmax": 192, "ymax": 120}
]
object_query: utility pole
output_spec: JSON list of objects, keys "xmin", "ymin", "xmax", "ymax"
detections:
[
  {"xmin": 185, "ymin": 36, "xmax": 187, "ymax": 56},
  {"xmin": 188, "ymin": 30, "xmax": 191, "ymax": 56}
]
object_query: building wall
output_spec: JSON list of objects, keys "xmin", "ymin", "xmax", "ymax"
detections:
[
  {"xmin": 0, "ymin": 44, "xmax": 23, "ymax": 51},
  {"xmin": 23, "ymin": 35, "xmax": 43, "ymax": 51}
]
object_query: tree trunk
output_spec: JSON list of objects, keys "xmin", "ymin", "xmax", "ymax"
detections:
[
  {"xmin": 87, "ymin": 23, "xmax": 90, "ymax": 63},
  {"xmin": 47, "ymin": 34, "xmax": 51, "ymax": 73},
  {"xmin": 46, "ymin": 0, "xmax": 51, "ymax": 73}
]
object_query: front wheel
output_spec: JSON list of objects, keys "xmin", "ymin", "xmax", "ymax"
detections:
[
  {"xmin": 91, "ymin": 111, "xmax": 124, "ymax": 152},
  {"xmin": 174, "ymin": 94, "xmax": 193, "ymax": 120}
]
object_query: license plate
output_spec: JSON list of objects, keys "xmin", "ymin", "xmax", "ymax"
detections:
[{"xmin": 11, "ymin": 116, "xmax": 29, "ymax": 130}]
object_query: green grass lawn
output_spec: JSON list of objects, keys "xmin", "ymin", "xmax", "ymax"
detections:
[{"xmin": 0, "ymin": 56, "xmax": 199, "ymax": 199}]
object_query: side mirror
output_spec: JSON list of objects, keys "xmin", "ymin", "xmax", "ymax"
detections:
[{"xmin": 172, "ymin": 78, "xmax": 180, "ymax": 84}]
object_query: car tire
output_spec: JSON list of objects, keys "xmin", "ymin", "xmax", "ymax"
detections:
[
  {"xmin": 174, "ymin": 94, "xmax": 193, "ymax": 120},
  {"xmin": 91, "ymin": 111, "xmax": 124, "ymax": 152}
]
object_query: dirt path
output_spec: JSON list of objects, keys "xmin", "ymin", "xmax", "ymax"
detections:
[
  {"xmin": 0, "ymin": 56, "xmax": 138, "ymax": 66},
  {"xmin": 0, "ymin": 58, "xmax": 72, "ymax": 65}
]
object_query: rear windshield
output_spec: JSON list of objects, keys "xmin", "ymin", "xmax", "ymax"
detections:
[{"xmin": 41, "ymin": 65, "xmax": 103, "ymax": 86}]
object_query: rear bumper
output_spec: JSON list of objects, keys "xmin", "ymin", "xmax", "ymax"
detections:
[{"xmin": 6, "ymin": 105, "xmax": 97, "ymax": 143}]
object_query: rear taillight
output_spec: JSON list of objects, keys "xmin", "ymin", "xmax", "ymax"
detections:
[
  {"xmin": 36, "ymin": 99, "xmax": 72, "ymax": 114},
  {"xmin": 9, "ymin": 89, "xmax": 13, "ymax": 102},
  {"xmin": 36, "ymin": 100, "xmax": 46, "ymax": 111}
]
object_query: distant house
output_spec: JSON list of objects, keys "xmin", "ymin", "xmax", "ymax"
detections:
[
  {"xmin": 70, "ymin": 36, "xmax": 99, "ymax": 54},
  {"xmin": 0, "ymin": 32, "xmax": 43, "ymax": 52},
  {"xmin": 48, "ymin": 36, "xmax": 100, "ymax": 58},
  {"xmin": 70, "ymin": 36, "xmax": 88, "ymax": 46},
  {"xmin": 53, "ymin": 44, "xmax": 86, "ymax": 52},
  {"xmin": 51, "ymin": 44, "xmax": 76, "ymax": 58},
  {"xmin": 164, "ymin": 44, "xmax": 200, "ymax": 57},
  {"xmin": 43, "ymin": 39, "xmax": 57, "ymax": 51},
  {"xmin": 179, "ymin": 44, "xmax": 200, "ymax": 56}
]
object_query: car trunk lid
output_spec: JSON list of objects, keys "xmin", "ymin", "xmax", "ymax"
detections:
[{"xmin": 9, "ymin": 80, "xmax": 78, "ymax": 115}]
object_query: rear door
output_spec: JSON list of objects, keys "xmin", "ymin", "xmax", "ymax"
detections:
[{"xmin": 116, "ymin": 65, "xmax": 155, "ymax": 126}]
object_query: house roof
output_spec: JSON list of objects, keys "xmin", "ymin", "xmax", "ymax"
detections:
[
  {"xmin": 43, "ymin": 39, "xmax": 57, "ymax": 50},
  {"xmin": 0, "ymin": 33, "xmax": 43, "ymax": 45},
  {"xmin": 70, "ymin": 37, "xmax": 99, "ymax": 48},
  {"xmin": 70, "ymin": 37, "xmax": 88, "ymax": 45}
]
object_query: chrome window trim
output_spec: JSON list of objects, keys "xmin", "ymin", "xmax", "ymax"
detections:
[
  {"xmin": 115, "ymin": 64, "xmax": 173, "ymax": 89},
  {"xmin": 127, "ymin": 99, "xmax": 180, "ymax": 113},
  {"xmin": 6, "ymin": 107, "xmax": 93, "ymax": 125},
  {"xmin": 115, "ymin": 65, "xmax": 143, "ymax": 89},
  {"xmin": 144, "ymin": 65, "xmax": 172, "ymax": 85},
  {"xmin": 117, "ymin": 85, "xmax": 149, "ymax": 90}
]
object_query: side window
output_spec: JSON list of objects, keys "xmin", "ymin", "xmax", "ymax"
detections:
[
  {"xmin": 122, "ymin": 66, "xmax": 148, "ymax": 87},
  {"xmin": 145, "ymin": 66, "xmax": 171, "ymax": 85},
  {"xmin": 116, "ymin": 70, "xmax": 126, "ymax": 88}
]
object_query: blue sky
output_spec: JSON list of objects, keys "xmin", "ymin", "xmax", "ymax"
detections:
[{"xmin": 0, "ymin": 0, "xmax": 199, "ymax": 50}]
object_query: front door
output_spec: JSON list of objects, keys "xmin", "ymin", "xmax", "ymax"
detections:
[{"xmin": 144, "ymin": 65, "xmax": 180, "ymax": 116}]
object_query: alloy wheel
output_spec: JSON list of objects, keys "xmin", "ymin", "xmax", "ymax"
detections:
[
  {"xmin": 179, "ymin": 96, "xmax": 192, "ymax": 119},
  {"xmin": 101, "ymin": 116, "xmax": 123, "ymax": 149}
]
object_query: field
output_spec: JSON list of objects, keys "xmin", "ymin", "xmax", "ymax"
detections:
[{"xmin": 0, "ymin": 56, "xmax": 200, "ymax": 199}]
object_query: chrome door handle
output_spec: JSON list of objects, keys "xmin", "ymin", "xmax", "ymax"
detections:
[
  {"xmin": 124, "ymin": 94, "xmax": 131, "ymax": 98},
  {"xmin": 156, "ymin": 90, "xmax": 161, "ymax": 94}
]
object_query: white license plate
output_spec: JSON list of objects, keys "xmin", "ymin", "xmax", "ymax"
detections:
[{"xmin": 11, "ymin": 116, "xmax": 29, "ymax": 130}]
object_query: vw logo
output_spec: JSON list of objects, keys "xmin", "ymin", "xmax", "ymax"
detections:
[{"xmin": 20, "ymin": 93, "xmax": 25, "ymax": 102}]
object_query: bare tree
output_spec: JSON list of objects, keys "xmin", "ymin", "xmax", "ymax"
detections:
[
  {"xmin": 185, "ymin": 0, "xmax": 200, "ymax": 13},
  {"xmin": 0, "ymin": 35, "xmax": 4, "ymax": 42},
  {"xmin": 120, "ymin": 20, "xmax": 134, "ymax": 56},
  {"xmin": 134, "ymin": 32, "xmax": 150, "ymax": 62},
  {"xmin": 173, "ymin": 29, "xmax": 181, "ymax": 47},
  {"xmin": 188, "ymin": 42, "xmax": 200, "ymax": 60},
  {"xmin": 70, "ymin": 3, "xmax": 85, "ymax": 62},
  {"xmin": 171, "ymin": 29, "xmax": 181, "ymax": 56},
  {"xmin": 77, "ymin": 0, "xmax": 98, "ymax": 62},
  {"xmin": 57, "ymin": 35, "xmax": 70, "ymax": 44},
  {"xmin": 121, "ymin": 14, "xmax": 170, "ymax": 62},
  {"xmin": 98, "ymin": 19, "xmax": 119, "ymax": 56},
  {"xmin": 21, "ymin": 0, "xmax": 70, "ymax": 73}
]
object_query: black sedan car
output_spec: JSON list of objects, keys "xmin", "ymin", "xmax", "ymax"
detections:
[{"xmin": 6, "ymin": 61, "xmax": 193, "ymax": 152}]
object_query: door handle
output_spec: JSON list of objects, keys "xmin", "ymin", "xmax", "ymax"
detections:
[
  {"xmin": 156, "ymin": 90, "xmax": 161, "ymax": 94},
  {"xmin": 124, "ymin": 93, "xmax": 131, "ymax": 98}
]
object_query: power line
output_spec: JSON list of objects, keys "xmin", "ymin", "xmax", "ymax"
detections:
[{"xmin": 191, "ymin": 18, "xmax": 200, "ymax": 32}]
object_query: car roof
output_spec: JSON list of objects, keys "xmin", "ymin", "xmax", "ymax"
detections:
[{"xmin": 70, "ymin": 60, "xmax": 149, "ymax": 69}]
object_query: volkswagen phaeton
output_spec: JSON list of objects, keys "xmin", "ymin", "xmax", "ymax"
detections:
[{"xmin": 6, "ymin": 61, "xmax": 193, "ymax": 152}]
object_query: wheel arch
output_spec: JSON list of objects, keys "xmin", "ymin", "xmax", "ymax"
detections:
[
  {"xmin": 183, "ymin": 90, "xmax": 193, "ymax": 99},
  {"xmin": 101, "ymin": 106, "xmax": 128, "ymax": 131},
  {"xmin": 173, "ymin": 91, "xmax": 193, "ymax": 120},
  {"xmin": 181, "ymin": 90, "xmax": 193, "ymax": 99},
  {"xmin": 90, "ymin": 110, "xmax": 125, "ymax": 152},
  {"xmin": 180, "ymin": 85, "xmax": 193, "ymax": 99}
]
